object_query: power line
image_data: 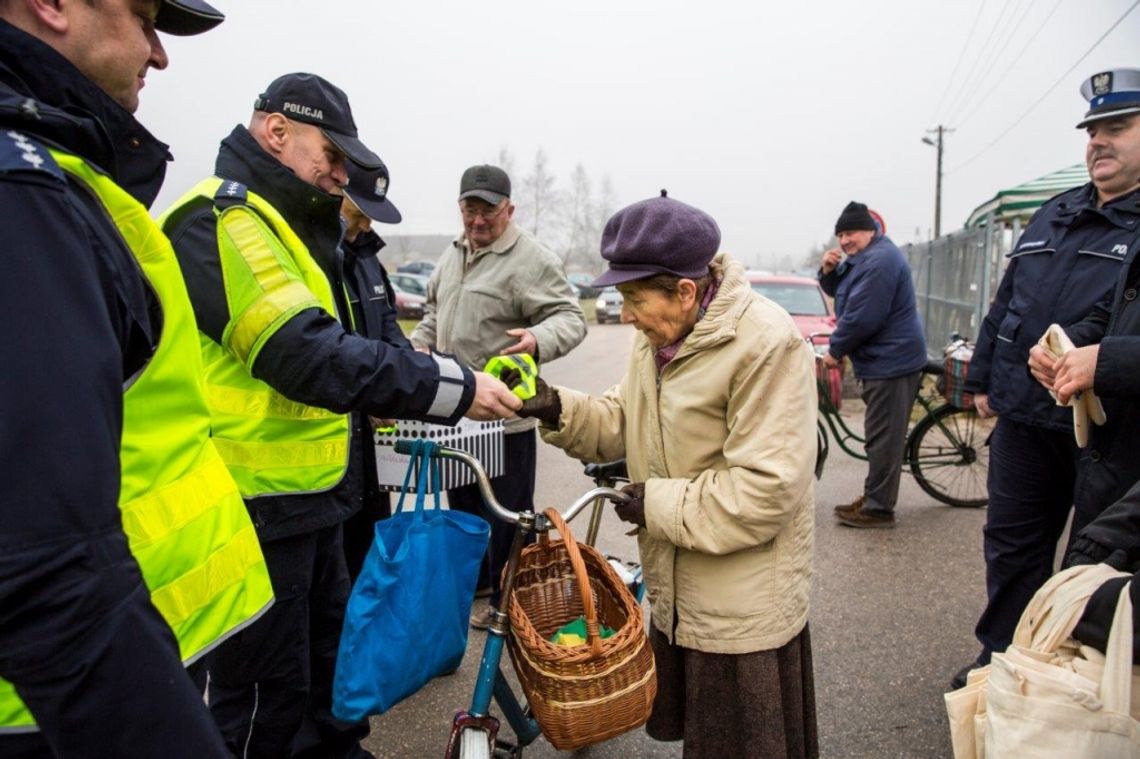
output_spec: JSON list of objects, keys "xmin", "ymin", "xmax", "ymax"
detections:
[
  {"xmin": 947, "ymin": 0, "xmax": 1140, "ymax": 174},
  {"xmin": 953, "ymin": 0, "xmax": 1066, "ymax": 130},
  {"xmin": 941, "ymin": 0, "xmax": 1029, "ymax": 125},
  {"xmin": 928, "ymin": 0, "xmax": 990, "ymax": 126}
]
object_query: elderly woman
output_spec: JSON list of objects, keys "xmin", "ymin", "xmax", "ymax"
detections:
[{"xmin": 514, "ymin": 193, "xmax": 819, "ymax": 757}]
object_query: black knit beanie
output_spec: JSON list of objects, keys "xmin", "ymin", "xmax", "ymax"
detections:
[{"xmin": 834, "ymin": 201, "xmax": 877, "ymax": 234}]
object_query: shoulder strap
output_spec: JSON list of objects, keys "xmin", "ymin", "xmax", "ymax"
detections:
[
  {"xmin": 0, "ymin": 129, "xmax": 64, "ymax": 183},
  {"xmin": 213, "ymin": 178, "xmax": 249, "ymax": 210}
]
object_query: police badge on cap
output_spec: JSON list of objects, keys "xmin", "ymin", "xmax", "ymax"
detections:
[{"xmin": 1077, "ymin": 68, "xmax": 1140, "ymax": 128}]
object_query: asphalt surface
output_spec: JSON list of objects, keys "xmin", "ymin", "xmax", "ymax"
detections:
[{"xmin": 363, "ymin": 323, "xmax": 993, "ymax": 758}]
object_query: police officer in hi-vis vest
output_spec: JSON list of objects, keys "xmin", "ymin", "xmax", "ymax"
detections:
[
  {"xmin": 0, "ymin": 1, "xmax": 275, "ymax": 757},
  {"xmin": 161, "ymin": 73, "xmax": 521, "ymax": 757}
]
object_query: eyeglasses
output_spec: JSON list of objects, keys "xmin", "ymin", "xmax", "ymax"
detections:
[{"xmin": 459, "ymin": 200, "xmax": 508, "ymax": 223}]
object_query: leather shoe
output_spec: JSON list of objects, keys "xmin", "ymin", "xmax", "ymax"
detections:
[
  {"xmin": 469, "ymin": 606, "xmax": 496, "ymax": 631},
  {"xmin": 834, "ymin": 495, "xmax": 865, "ymax": 517},
  {"xmin": 836, "ymin": 507, "xmax": 895, "ymax": 529}
]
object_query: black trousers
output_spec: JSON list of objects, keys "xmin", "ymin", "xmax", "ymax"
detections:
[
  {"xmin": 974, "ymin": 417, "xmax": 1079, "ymax": 662},
  {"xmin": 447, "ymin": 430, "xmax": 536, "ymax": 607},
  {"xmin": 207, "ymin": 523, "xmax": 371, "ymax": 759}
]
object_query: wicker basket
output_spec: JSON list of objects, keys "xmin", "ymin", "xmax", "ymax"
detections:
[{"xmin": 504, "ymin": 508, "xmax": 656, "ymax": 751}]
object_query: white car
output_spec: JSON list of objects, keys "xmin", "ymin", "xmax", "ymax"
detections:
[{"xmin": 594, "ymin": 288, "xmax": 624, "ymax": 324}]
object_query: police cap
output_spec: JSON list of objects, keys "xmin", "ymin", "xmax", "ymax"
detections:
[
  {"xmin": 1077, "ymin": 68, "xmax": 1140, "ymax": 129},
  {"xmin": 155, "ymin": 0, "xmax": 225, "ymax": 36}
]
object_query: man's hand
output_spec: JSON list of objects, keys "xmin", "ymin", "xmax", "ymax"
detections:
[
  {"xmin": 973, "ymin": 393, "xmax": 994, "ymax": 418},
  {"xmin": 501, "ymin": 328, "xmax": 537, "ymax": 356},
  {"xmin": 1053, "ymin": 344, "xmax": 1100, "ymax": 405},
  {"xmin": 1028, "ymin": 343, "xmax": 1060, "ymax": 391},
  {"xmin": 615, "ymin": 482, "xmax": 646, "ymax": 528},
  {"xmin": 821, "ymin": 247, "xmax": 842, "ymax": 275},
  {"xmin": 465, "ymin": 372, "xmax": 523, "ymax": 421},
  {"xmin": 413, "ymin": 344, "xmax": 432, "ymax": 355},
  {"xmin": 369, "ymin": 416, "xmax": 397, "ymax": 430},
  {"xmin": 822, "ymin": 352, "xmax": 840, "ymax": 369}
]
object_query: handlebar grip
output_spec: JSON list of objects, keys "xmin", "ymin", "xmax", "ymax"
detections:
[{"xmin": 393, "ymin": 439, "xmax": 418, "ymax": 455}]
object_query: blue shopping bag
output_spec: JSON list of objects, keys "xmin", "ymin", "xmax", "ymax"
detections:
[{"xmin": 332, "ymin": 440, "xmax": 489, "ymax": 720}]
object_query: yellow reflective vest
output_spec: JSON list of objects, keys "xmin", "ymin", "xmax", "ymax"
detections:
[
  {"xmin": 0, "ymin": 153, "xmax": 274, "ymax": 733},
  {"xmin": 160, "ymin": 178, "xmax": 351, "ymax": 499}
]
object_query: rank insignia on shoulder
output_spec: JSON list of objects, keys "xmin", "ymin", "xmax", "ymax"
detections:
[
  {"xmin": 0, "ymin": 130, "xmax": 64, "ymax": 181},
  {"xmin": 214, "ymin": 179, "xmax": 249, "ymax": 209}
]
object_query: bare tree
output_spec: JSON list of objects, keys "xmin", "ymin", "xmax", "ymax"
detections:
[
  {"xmin": 558, "ymin": 163, "xmax": 593, "ymax": 267},
  {"xmin": 516, "ymin": 148, "xmax": 561, "ymax": 241},
  {"xmin": 494, "ymin": 146, "xmax": 516, "ymax": 182}
]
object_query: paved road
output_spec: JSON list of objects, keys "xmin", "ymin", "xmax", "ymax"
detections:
[{"xmin": 363, "ymin": 323, "xmax": 991, "ymax": 758}]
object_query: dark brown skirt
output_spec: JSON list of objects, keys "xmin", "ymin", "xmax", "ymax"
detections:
[{"xmin": 645, "ymin": 620, "xmax": 819, "ymax": 759}]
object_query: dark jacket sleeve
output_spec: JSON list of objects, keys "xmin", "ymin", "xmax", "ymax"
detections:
[
  {"xmin": 1066, "ymin": 290, "xmax": 1113, "ymax": 348},
  {"xmin": 253, "ymin": 309, "xmax": 473, "ymax": 424},
  {"xmin": 1074, "ymin": 576, "xmax": 1140, "ymax": 664},
  {"xmin": 827, "ymin": 258, "xmax": 894, "ymax": 360},
  {"xmin": 964, "ymin": 257, "xmax": 1017, "ymax": 394},
  {"xmin": 818, "ymin": 267, "xmax": 839, "ymax": 297},
  {"xmin": 0, "ymin": 175, "xmax": 151, "ymax": 680},
  {"xmin": 1066, "ymin": 478, "xmax": 1140, "ymax": 569},
  {"xmin": 169, "ymin": 207, "xmax": 474, "ymax": 424},
  {"xmin": 1090, "ymin": 335, "xmax": 1140, "ymax": 400}
]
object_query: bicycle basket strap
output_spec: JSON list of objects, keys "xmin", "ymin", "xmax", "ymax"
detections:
[{"xmin": 542, "ymin": 508, "xmax": 603, "ymax": 658}]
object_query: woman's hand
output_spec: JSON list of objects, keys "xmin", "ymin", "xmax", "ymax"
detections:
[
  {"xmin": 615, "ymin": 482, "xmax": 646, "ymax": 528},
  {"xmin": 499, "ymin": 369, "xmax": 562, "ymax": 425}
]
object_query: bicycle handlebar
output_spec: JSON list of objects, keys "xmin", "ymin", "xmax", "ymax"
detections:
[{"xmin": 392, "ymin": 440, "xmax": 630, "ymax": 529}]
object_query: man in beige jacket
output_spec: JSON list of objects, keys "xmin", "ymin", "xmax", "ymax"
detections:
[{"xmin": 411, "ymin": 164, "xmax": 586, "ymax": 626}]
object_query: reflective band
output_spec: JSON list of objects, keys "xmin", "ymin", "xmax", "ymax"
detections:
[
  {"xmin": 427, "ymin": 379, "xmax": 465, "ymax": 419},
  {"xmin": 120, "ymin": 452, "xmax": 235, "ymax": 546},
  {"xmin": 206, "ymin": 384, "xmax": 341, "ymax": 421},
  {"xmin": 212, "ymin": 437, "xmax": 349, "ymax": 471},
  {"xmin": 217, "ymin": 208, "xmax": 319, "ymax": 365},
  {"xmin": 150, "ymin": 525, "xmax": 266, "ymax": 627},
  {"xmin": 435, "ymin": 354, "xmax": 465, "ymax": 381}
]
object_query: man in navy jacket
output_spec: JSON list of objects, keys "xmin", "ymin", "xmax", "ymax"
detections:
[{"xmin": 819, "ymin": 202, "xmax": 927, "ymax": 529}]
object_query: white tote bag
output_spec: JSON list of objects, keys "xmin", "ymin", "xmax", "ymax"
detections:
[{"xmin": 946, "ymin": 564, "xmax": 1136, "ymax": 759}]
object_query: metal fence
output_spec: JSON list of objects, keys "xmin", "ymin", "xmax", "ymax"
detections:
[{"xmin": 902, "ymin": 216, "xmax": 1019, "ymax": 355}]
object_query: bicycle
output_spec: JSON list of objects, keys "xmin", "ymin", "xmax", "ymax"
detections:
[
  {"xmin": 390, "ymin": 441, "xmax": 639, "ymax": 759},
  {"xmin": 810, "ymin": 333, "xmax": 992, "ymax": 508}
]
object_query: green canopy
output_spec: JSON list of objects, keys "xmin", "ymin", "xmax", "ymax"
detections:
[{"xmin": 965, "ymin": 163, "xmax": 1089, "ymax": 228}]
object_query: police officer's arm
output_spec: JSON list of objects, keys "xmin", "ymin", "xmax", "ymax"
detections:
[
  {"xmin": 0, "ymin": 173, "xmax": 142, "ymax": 671},
  {"xmin": 1064, "ymin": 288, "xmax": 1140, "ymax": 401},
  {"xmin": 825, "ymin": 259, "xmax": 894, "ymax": 360},
  {"xmin": 168, "ymin": 209, "xmax": 474, "ymax": 423},
  {"xmin": 516, "ymin": 253, "xmax": 587, "ymax": 364},
  {"xmin": 1066, "ymin": 287, "xmax": 1114, "ymax": 348},
  {"xmin": 963, "ymin": 257, "xmax": 1017, "ymax": 395}
]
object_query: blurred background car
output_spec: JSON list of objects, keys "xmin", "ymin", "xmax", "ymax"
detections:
[
  {"xmin": 389, "ymin": 272, "xmax": 428, "ymax": 297},
  {"xmin": 390, "ymin": 282, "xmax": 425, "ymax": 320},
  {"xmin": 594, "ymin": 288, "xmax": 624, "ymax": 324},
  {"xmin": 748, "ymin": 272, "xmax": 843, "ymax": 407},
  {"xmin": 396, "ymin": 260, "xmax": 435, "ymax": 276},
  {"xmin": 567, "ymin": 272, "xmax": 601, "ymax": 300}
]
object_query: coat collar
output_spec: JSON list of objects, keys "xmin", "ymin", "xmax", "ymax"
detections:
[
  {"xmin": 453, "ymin": 220, "xmax": 522, "ymax": 259},
  {"xmin": 0, "ymin": 19, "xmax": 172, "ymax": 207},
  {"xmin": 214, "ymin": 125, "xmax": 344, "ymax": 266}
]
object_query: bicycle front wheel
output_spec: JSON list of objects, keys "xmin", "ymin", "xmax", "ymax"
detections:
[{"xmin": 907, "ymin": 405, "xmax": 991, "ymax": 508}]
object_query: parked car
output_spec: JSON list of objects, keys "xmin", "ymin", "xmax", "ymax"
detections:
[
  {"xmin": 397, "ymin": 260, "xmax": 435, "ymax": 275},
  {"xmin": 390, "ymin": 282, "xmax": 425, "ymax": 320},
  {"xmin": 748, "ymin": 273, "xmax": 842, "ymax": 407},
  {"xmin": 594, "ymin": 288, "xmax": 624, "ymax": 324},
  {"xmin": 389, "ymin": 272, "xmax": 428, "ymax": 297},
  {"xmin": 567, "ymin": 272, "xmax": 601, "ymax": 300}
]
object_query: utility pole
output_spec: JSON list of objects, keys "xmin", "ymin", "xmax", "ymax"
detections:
[{"xmin": 922, "ymin": 126, "xmax": 952, "ymax": 238}]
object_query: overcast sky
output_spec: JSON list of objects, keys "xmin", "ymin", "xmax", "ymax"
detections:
[{"xmin": 141, "ymin": 0, "xmax": 1139, "ymax": 269}]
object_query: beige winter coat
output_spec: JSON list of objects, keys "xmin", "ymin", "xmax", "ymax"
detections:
[{"xmin": 542, "ymin": 254, "xmax": 817, "ymax": 654}]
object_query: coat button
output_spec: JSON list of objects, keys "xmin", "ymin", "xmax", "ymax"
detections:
[
  {"xmin": 127, "ymin": 136, "xmax": 141, "ymax": 149},
  {"xmin": 1090, "ymin": 450, "xmax": 1102, "ymax": 462},
  {"xmin": 1126, "ymin": 289, "xmax": 1137, "ymax": 302}
]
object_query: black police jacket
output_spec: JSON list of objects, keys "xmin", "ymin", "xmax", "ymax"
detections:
[
  {"xmin": 965, "ymin": 184, "xmax": 1140, "ymax": 431},
  {"xmin": 0, "ymin": 19, "xmax": 170, "ymax": 684},
  {"xmin": 1062, "ymin": 190, "xmax": 1140, "ymax": 521},
  {"xmin": 163, "ymin": 126, "xmax": 475, "ymax": 541}
]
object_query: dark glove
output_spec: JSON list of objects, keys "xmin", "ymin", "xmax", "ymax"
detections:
[
  {"xmin": 500, "ymin": 368, "xmax": 562, "ymax": 426},
  {"xmin": 615, "ymin": 482, "xmax": 646, "ymax": 529}
]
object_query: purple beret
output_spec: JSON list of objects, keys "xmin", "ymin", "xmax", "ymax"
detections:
[{"xmin": 592, "ymin": 192, "xmax": 721, "ymax": 288}]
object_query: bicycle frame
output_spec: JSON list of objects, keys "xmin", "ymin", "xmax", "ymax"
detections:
[{"xmin": 415, "ymin": 445, "xmax": 628, "ymax": 757}]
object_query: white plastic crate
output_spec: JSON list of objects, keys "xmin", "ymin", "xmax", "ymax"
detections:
[{"xmin": 374, "ymin": 418, "xmax": 505, "ymax": 493}]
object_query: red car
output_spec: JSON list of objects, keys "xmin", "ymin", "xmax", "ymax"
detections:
[
  {"xmin": 390, "ymin": 282, "xmax": 425, "ymax": 320},
  {"xmin": 747, "ymin": 273, "xmax": 843, "ymax": 407}
]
